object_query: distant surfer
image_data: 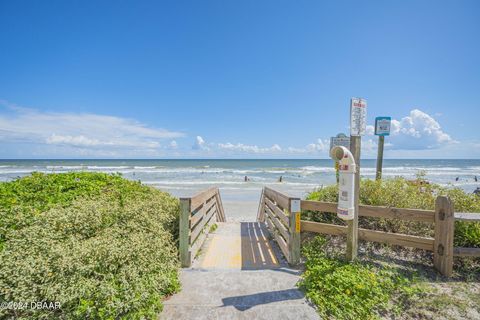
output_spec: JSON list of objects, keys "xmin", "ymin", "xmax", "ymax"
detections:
[
  {"xmin": 244, "ymin": 176, "xmax": 248, "ymax": 182},
  {"xmin": 278, "ymin": 176, "xmax": 283, "ymax": 183},
  {"xmin": 455, "ymin": 177, "xmax": 459, "ymax": 181},
  {"xmin": 475, "ymin": 176, "xmax": 478, "ymax": 182}
]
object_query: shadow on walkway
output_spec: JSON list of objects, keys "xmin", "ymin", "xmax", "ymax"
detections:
[{"xmin": 221, "ymin": 288, "xmax": 304, "ymax": 311}]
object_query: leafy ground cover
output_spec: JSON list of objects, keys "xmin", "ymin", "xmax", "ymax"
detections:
[
  {"xmin": 0, "ymin": 172, "xmax": 180, "ymax": 319},
  {"xmin": 299, "ymin": 236, "xmax": 426, "ymax": 319},
  {"xmin": 301, "ymin": 176, "xmax": 480, "ymax": 319}
]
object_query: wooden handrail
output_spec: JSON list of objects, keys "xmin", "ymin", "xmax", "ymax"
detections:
[
  {"xmin": 257, "ymin": 187, "xmax": 301, "ymax": 265},
  {"xmin": 300, "ymin": 220, "xmax": 434, "ymax": 251},
  {"xmin": 453, "ymin": 247, "xmax": 480, "ymax": 257},
  {"xmin": 260, "ymin": 188, "xmax": 480, "ymax": 276},
  {"xmin": 190, "ymin": 187, "xmax": 219, "ymax": 212},
  {"xmin": 454, "ymin": 212, "xmax": 480, "ymax": 222},
  {"xmin": 179, "ymin": 187, "xmax": 226, "ymax": 267},
  {"xmin": 302, "ymin": 199, "xmax": 480, "ymax": 223},
  {"xmin": 301, "ymin": 200, "xmax": 435, "ymax": 223}
]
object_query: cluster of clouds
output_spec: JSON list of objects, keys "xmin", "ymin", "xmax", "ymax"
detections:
[
  {"xmin": 191, "ymin": 109, "xmax": 455, "ymax": 157},
  {"xmin": 0, "ymin": 100, "xmax": 465, "ymax": 158},
  {"xmin": 0, "ymin": 100, "xmax": 183, "ymax": 157},
  {"xmin": 361, "ymin": 109, "xmax": 456, "ymax": 156},
  {"xmin": 189, "ymin": 136, "xmax": 329, "ymax": 156}
]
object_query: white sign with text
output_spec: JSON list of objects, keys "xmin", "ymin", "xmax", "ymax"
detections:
[{"xmin": 350, "ymin": 98, "xmax": 367, "ymax": 136}]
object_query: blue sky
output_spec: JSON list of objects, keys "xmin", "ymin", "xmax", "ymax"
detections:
[{"xmin": 0, "ymin": 0, "xmax": 479, "ymax": 159}]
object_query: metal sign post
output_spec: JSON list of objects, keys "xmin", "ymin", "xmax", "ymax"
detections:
[
  {"xmin": 348, "ymin": 97, "xmax": 366, "ymax": 261},
  {"xmin": 374, "ymin": 117, "xmax": 391, "ymax": 180}
]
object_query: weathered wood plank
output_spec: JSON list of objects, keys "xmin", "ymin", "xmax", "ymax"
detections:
[
  {"xmin": 301, "ymin": 200, "xmax": 337, "ymax": 213},
  {"xmin": 179, "ymin": 198, "xmax": 192, "ymax": 267},
  {"xmin": 265, "ymin": 196, "xmax": 289, "ymax": 226},
  {"xmin": 454, "ymin": 212, "xmax": 480, "ymax": 222},
  {"xmin": 273, "ymin": 226, "xmax": 289, "ymax": 262},
  {"xmin": 264, "ymin": 187, "xmax": 290, "ymax": 210},
  {"xmin": 348, "ymin": 135, "xmax": 361, "ymax": 262},
  {"xmin": 265, "ymin": 204, "xmax": 290, "ymax": 242},
  {"xmin": 434, "ymin": 196, "xmax": 455, "ymax": 277},
  {"xmin": 190, "ymin": 210, "xmax": 203, "ymax": 228},
  {"xmin": 288, "ymin": 198, "xmax": 301, "ymax": 265},
  {"xmin": 257, "ymin": 189, "xmax": 265, "ymax": 222},
  {"xmin": 265, "ymin": 216, "xmax": 275, "ymax": 235},
  {"xmin": 190, "ymin": 214, "xmax": 216, "ymax": 260},
  {"xmin": 215, "ymin": 190, "xmax": 226, "ymax": 222},
  {"xmin": 190, "ymin": 205, "xmax": 216, "ymax": 244},
  {"xmin": 300, "ymin": 220, "xmax": 434, "ymax": 250},
  {"xmin": 264, "ymin": 215, "xmax": 289, "ymax": 261},
  {"xmin": 190, "ymin": 187, "xmax": 218, "ymax": 211},
  {"xmin": 359, "ymin": 205, "xmax": 435, "ymax": 223},
  {"xmin": 453, "ymin": 247, "xmax": 480, "ymax": 257},
  {"xmin": 358, "ymin": 228, "xmax": 434, "ymax": 251},
  {"xmin": 300, "ymin": 220, "xmax": 347, "ymax": 236},
  {"xmin": 301, "ymin": 200, "xmax": 435, "ymax": 223},
  {"xmin": 190, "ymin": 198, "xmax": 216, "ymax": 227}
]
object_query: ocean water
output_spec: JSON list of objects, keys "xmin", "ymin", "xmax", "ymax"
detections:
[
  {"xmin": 0, "ymin": 159, "xmax": 479, "ymax": 197},
  {"xmin": 2, "ymin": 159, "xmax": 479, "ymax": 221}
]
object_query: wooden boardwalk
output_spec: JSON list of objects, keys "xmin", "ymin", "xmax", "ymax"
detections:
[
  {"xmin": 197, "ymin": 222, "xmax": 279, "ymax": 270},
  {"xmin": 160, "ymin": 222, "xmax": 319, "ymax": 319}
]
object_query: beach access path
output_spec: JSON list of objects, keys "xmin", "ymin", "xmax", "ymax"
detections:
[{"xmin": 160, "ymin": 221, "xmax": 319, "ymax": 319}]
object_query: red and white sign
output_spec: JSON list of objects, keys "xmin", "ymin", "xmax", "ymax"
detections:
[{"xmin": 350, "ymin": 98, "xmax": 367, "ymax": 136}]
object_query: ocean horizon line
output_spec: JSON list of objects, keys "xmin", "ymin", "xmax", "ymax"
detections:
[{"xmin": 1, "ymin": 158, "xmax": 480, "ymax": 161}]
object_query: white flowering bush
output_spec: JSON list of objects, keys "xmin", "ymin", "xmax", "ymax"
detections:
[{"xmin": 0, "ymin": 173, "xmax": 180, "ymax": 319}]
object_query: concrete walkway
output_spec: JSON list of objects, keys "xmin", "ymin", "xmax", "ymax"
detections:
[{"xmin": 160, "ymin": 222, "xmax": 319, "ymax": 319}]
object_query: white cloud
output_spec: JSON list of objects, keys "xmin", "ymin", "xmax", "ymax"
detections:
[
  {"xmin": 389, "ymin": 109, "xmax": 454, "ymax": 150},
  {"xmin": 218, "ymin": 142, "xmax": 282, "ymax": 154},
  {"xmin": 2, "ymin": 101, "xmax": 473, "ymax": 159},
  {"xmin": 0, "ymin": 100, "xmax": 184, "ymax": 157},
  {"xmin": 305, "ymin": 139, "xmax": 329, "ymax": 152},
  {"xmin": 46, "ymin": 134, "xmax": 102, "ymax": 147},
  {"xmin": 366, "ymin": 109, "xmax": 455, "ymax": 151},
  {"xmin": 169, "ymin": 140, "xmax": 178, "ymax": 149},
  {"xmin": 366, "ymin": 125, "xmax": 375, "ymax": 135},
  {"xmin": 215, "ymin": 139, "xmax": 331, "ymax": 156},
  {"xmin": 360, "ymin": 138, "xmax": 378, "ymax": 156},
  {"xmin": 192, "ymin": 135, "xmax": 209, "ymax": 150}
]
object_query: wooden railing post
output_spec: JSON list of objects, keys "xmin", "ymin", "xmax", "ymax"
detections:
[
  {"xmin": 288, "ymin": 197, "xmax": 301, "ymax": 265},
  {"xmin": 257, "ymin": 188, "xmax": 265, "ymax": 222},
  {"xmin": 179, "ymin": 198, "xmax": 192, "ymax": 267},
  {"xmin": 434, "ymin": 196, "xmax": 454, "ymax": 277}
]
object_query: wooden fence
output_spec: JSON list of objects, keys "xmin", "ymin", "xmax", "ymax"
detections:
[
  {"xmin": 179, "ymin": 187, "xmax": 226, "ymax": 267},
  {"xmin": 258, "ymin": 187, "xmax": 480, "ymax": 277},
  {"xmin": 257, "ymin": 187, "xmax": 301, "ymax": 265}
]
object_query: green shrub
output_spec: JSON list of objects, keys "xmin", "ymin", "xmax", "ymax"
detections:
[
  {"xmin": 0, "ymin": 172, "xmax": 144, "ymax": 249},
  {"xmin": 299, "ymin": 236, "xmax": 424, "ymax": 320},
  {"xmin": 0, "ymin": 173, "xmax": 181, "ymax": 319},
  {"xmin": 304, "ymin": 177, "xmax": 480, "ymax": 248}
]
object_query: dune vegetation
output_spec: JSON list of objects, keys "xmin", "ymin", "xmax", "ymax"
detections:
[
  {"xmin": 300, "ymin": 176, "xmax": 480, "ymax": 319},
  {"xmin": 0, "ymin": 172, "xmax": 180, "ymax": 319}
]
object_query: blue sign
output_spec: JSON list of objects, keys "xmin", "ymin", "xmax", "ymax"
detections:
[{"xmin": 375, "ymin": 117, "xmax": 391, "ymax": 136}]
